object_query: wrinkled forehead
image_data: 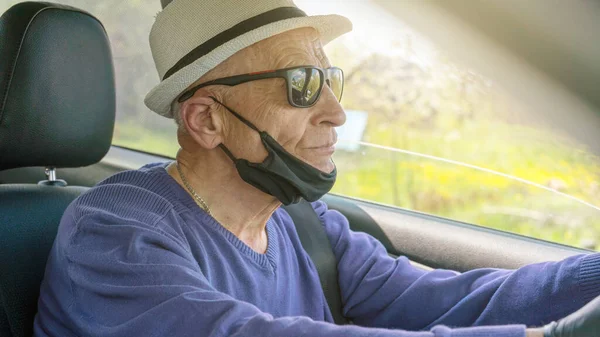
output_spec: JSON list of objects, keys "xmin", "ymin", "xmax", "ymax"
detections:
[
  {"xmin": 225, "ymin": 28, "xmax": 330, "ymax": 75},
  {"xmin": 263, "ymin": 28, "xmax": 330, "ymax": 68}
]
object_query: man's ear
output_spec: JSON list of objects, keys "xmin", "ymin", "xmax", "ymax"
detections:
[{"xmin": 179, "ymin": 94, "xmax": 223, "ymax": 150}]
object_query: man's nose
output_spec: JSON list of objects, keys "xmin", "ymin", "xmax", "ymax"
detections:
[{"xmin": 310, "ymin": 86, "xmax": 346, "ymax": 127}]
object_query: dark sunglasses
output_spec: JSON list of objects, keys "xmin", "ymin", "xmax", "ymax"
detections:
[{"xmin": 177, "ymin": 65, "xmax": 344, "ymax": 108}]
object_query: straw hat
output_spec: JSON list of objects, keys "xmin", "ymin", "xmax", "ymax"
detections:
[{"xmin": 144, "ymin": 0, "xmax": 352, "ymax": 117}]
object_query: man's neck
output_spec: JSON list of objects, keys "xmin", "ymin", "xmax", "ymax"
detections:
[{"xmin": 167, "ymin": 149, "xmax": 281, "ymax": 254}]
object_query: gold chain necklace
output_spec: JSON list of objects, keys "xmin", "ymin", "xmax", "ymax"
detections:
[{"xmin": 175, "ymin": 162, "xmax": 212, "ymax": 215}]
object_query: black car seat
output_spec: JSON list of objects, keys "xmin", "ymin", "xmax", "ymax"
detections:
[{"xmin": 0, "ymin": 3, "xmax": 115, "ymax": 337}]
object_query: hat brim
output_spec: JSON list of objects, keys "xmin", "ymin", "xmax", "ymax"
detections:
[{"xmin": 144, "ymin": 14, "xmax": 352, "ymax": 117}]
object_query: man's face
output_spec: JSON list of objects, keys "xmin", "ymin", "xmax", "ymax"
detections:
[{"xmin": 213, "ymin": 28, "xmax": 346, "ymax": 173}]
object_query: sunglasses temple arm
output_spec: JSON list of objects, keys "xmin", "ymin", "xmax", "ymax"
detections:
[
  {"xmin": 224, "ymin": 71, "xmax": 281, "ymax": 84},
  {"xmin": 178, "ymin": 72, "xmax": 281, "ymax": 102}
]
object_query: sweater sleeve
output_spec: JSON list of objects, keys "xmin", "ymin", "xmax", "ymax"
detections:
[
  {"xmin": 311, "ymin": 200, "xmax": 600, "ymax": 330},
  {"xmin": 59, "ymin": 208, "xmax": 525, "ymax": 337}
]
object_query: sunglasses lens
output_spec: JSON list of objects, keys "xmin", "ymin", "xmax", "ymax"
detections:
[
  {"xmin": 327, "ymin": 68, "xmax": 344, "ymax": 102},
  {"xmin": 290, "ymin": 68, "xmax": 322, "ymax": 106}
]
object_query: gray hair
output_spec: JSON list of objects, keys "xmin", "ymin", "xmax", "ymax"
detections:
[{"xmin": 171, "ymin": 100, "xmax": 186, "ymax": 134}]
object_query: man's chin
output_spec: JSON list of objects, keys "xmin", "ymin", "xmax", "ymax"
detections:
[
  {"xmin": 315, "ymin": 158, "xmax": 335, "ymax": 174},
  {"xmin": 299, "ymin": 153, "xmax": 335, "ymax": 173}
]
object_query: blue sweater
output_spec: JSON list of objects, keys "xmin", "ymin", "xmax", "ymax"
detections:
[{"xmin": 34, "ymin": 163, "xmax": 600, "ymax": 337}]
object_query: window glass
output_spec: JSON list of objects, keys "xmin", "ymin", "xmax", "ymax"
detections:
[
  {"xmin": 2, "ymin": 0, "xmax": 598, "ymax": 250},
  {"xmin": 312, "ymin": 1, "xmax": 600, "ymax": 250}
]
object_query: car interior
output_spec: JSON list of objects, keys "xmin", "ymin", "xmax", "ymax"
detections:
[{"xmin": 0, "ymin": 1, "xmax": 598, "ymax": 337}]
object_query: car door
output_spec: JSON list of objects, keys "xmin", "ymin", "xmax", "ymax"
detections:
[{"xmin": 0, "ymin": 0, "xmax": 598, "ymax": 274}]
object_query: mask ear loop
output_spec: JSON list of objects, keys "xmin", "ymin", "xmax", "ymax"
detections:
[
  {"xmin": 218, "ymin": 144, "xmax": 237, "ymax": 161},
  {"xmin": 209, "ymin": 96, "xmax": 261, "ymax": 133},
  {"xmin": 209, "ymin": 96, "xmax": 263, "ymax": 162}
]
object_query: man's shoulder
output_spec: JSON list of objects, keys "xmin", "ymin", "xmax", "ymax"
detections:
[{"xmin": 69, "ymin": 162, "xmax": 177, "ymax": 225}]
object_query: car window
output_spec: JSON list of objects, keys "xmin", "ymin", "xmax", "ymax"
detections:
[{"xmin": 3, "ymin": 0, "xmax": 598, "ymax": 251}]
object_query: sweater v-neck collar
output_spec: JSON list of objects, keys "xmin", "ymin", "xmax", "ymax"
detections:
[{"xmin": 156, "ymin": 162, "xmax": 279, "ymax": 271}]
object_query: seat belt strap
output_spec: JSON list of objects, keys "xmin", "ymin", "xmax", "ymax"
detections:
[{"xmin": 282, "ymin": 200, "xmax": 349, "ymax": 325}]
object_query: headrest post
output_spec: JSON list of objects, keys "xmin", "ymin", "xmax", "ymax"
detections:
[
  {"xmin": 45, "ymin": 167, "xmax": 57, "ymax": 181},
  {"xmin": 39, "ymin": 167, "xmax": 67, "ymax": 187}
]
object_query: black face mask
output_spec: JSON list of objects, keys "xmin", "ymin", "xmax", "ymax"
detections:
[{"xmin": 211, "ymin": 97, "xmax": 336, "ymax": 205}]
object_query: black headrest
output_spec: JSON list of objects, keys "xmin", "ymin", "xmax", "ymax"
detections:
[{"xmin": 0, "ymin": 2, "xmax": 115, "ymax": 171}]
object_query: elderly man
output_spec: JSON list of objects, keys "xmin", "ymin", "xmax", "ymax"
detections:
[{"xmin": 34, "ymin": 1, "xmax": 599, "ymax": 337}]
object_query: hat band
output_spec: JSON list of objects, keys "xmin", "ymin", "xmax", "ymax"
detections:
[{"xmin": 162, "ymin": 6, "xmax": 307, "ymax": 80}]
